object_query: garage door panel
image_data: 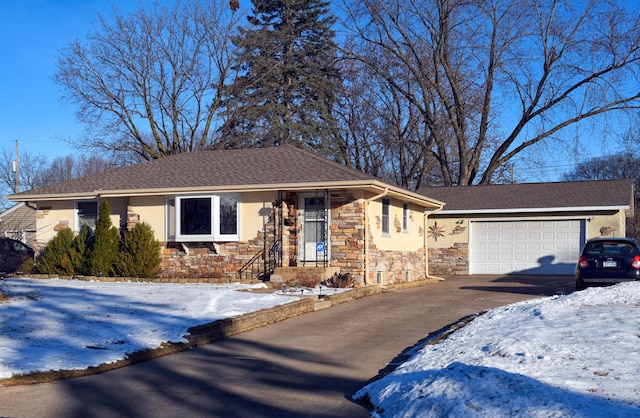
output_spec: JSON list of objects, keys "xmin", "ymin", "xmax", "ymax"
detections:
[
  {"xmin": 514, "ymin": 243, "xmax": 527, "ymax": 251},
  {"xmin": 541, "ymin": 243, "xmax": 555, "ymax": 251},
  {"xmin": 471, "ymin": 220, "xmax": 584, "ymax": 275},
  {"xmin": 514, "ymin": 232, "xmax": 527, "ymax": 240}
]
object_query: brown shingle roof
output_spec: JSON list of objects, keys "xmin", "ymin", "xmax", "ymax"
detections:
[
  {"xmin": 418, "ymin": 179, "xmax": 634, "ymax": 212},
  {"xmin": 8, "ymin": 146, "xmax": 442, "ymax": 208}
]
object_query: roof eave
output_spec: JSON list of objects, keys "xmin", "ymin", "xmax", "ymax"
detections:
[
  {"xmin": 8, "ymin": 180, "xmax": 445, "ymax": 209},
  {"xmin": 5, "ymin": 192, "xmax": 100, "ymax": 202},
  {"xmin": 433, "ymin": 205, "xmax": 631, "ymax": 215}
]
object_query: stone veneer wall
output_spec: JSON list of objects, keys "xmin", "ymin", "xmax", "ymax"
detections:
[
  {"xmin": 428, "ymin": 242, "xmax": 469, "ymax": 275},
  {"xmin": 329, "ymin": 192, "xmax": 366, "ymax": 280},
  {"xmin": 123, "ymin": 204, "xmax": 275, "ymax": 279},
  {"xmin": 131, "ymin": 196, "xmax": 447, "ymax": 281},
  {"xmin": 155, "ymin": 195, "xmax": 296, "ymax": 279},
  {"xmin": 159, "ymin": 235, "xmax": 272, "ymax": 279},
  {"xmin": 368, "ymin": 243, "xmax": 427, "ymax": 285},
  {"xmin": 157, "ymin": 191, "xmax": 370, "ymax": 280}
]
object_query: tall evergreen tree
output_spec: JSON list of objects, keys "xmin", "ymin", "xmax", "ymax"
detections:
[
  {"xmin": 222, "ymin": 0, "xmax": 341, "ymax": 155},
  {"xmin": 88, "ymin": 201, "xmax": 120, "ymax": 277}
]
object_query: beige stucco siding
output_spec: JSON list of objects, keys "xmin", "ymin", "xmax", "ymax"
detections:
[
  {"xmin": 35, "ymin": 200, "xmax": 75, "ymax": 245},
  {"xmin": 585, "ymin": 211, "xmax": 626, "ymax": 239},
  {"xmin": 426, "ymin": 217, "xmax": 469, "ymax": 248},
  {"xmin": 129, "ymin": 195, "xmax": 166, "ymax": 241},
  {"xmin": 106, "ymin": 197, "xmax": 127, "ymax": 231},
  {"xmin": 129, "ymin": 192, "xmax": 279, "ymax": 243},
  {"xmin": 35, "ymin": 198, "xmax": 127, "ymax": 247},
  {"xmin": 367, "ymin": 198, "xmax": 425, "ymax": 251},
  {"xmin": 240, "ymin": 192, "xmax": 277, "ymax": 242}
]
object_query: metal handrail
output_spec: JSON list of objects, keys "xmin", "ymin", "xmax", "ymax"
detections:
[
  {"xmin": 237, "ymin": 248, "xmax": 265, "ymax": 281},
  {"xmin": 237, "ymin": 240, "xmax": 281, "ymax": 281}
]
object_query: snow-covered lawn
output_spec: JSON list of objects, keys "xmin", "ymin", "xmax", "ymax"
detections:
[
  {"xmin": 355, "ymin": 281, "xmax": 640, "ymax": 417},
  {"xmin": 0, "ymin": 278, "xmax": 304, "ymax": 380},
  {"xmin": 2, "ymin": 277, "xmax": 639, "ymax": 417}
]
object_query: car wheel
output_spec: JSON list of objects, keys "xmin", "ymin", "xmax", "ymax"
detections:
[{"xmin": 575, "ymin": 277, "xmax": 586, "ymax": 291}]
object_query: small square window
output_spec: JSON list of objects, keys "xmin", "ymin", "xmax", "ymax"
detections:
[{"xmin": 76, "ymin": 201, "xmax": 98, "ymax": 231}]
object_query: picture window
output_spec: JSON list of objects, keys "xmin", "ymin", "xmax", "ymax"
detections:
[{"xmin": 168, "ymin": 194, "xmax": 239, "ymax": 242}]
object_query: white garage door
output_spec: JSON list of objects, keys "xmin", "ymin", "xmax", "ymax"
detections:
[{"xmin": 471, "ymin": 220, "xmax": 584, "ymax": 275}]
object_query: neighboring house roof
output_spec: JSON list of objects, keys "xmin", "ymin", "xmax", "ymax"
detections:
[
  {"xmin": 6, "ymin": 145, "xmax": 443, "ymax": 208},
  {"xmin": 418, "ymin": 179, "xmax": 634, "ymax": 215},
  {"xmin": 0, "ymin": 203, "xmax": 36, "ymax": 230}
]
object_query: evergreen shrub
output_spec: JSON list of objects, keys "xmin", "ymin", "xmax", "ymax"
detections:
[
  {"xmin": 87, "ymin": 201, "xmax": 120, "ymax": 277},
  {"xmin": 35, "ymin": 228, "xmax": 76, "ymax": 275},
  {"xmin": 117, "ymin": 222, "xmax": 161, "ymax": 278},
  {"xmin": 36, "ymin": 203, "xmax": 162, "ymax": 279}
]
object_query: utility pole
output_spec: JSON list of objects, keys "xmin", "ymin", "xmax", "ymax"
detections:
[{"xmin": 13, "ymin": 140, "xmax": 19, "ymax": 193}]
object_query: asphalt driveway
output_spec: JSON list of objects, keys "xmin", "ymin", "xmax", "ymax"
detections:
[{"xmin": 0, "ymin": 274, "xmax": 574, "ymax": 417}]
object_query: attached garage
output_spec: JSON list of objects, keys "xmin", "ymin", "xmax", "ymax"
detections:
[
  {"xmin": 419, "ymin": 180, "xmax": 634, "ymax": 276},
  {"xmin": 470, "ymin": 219, "xmax": 584, "ymax": 275}
]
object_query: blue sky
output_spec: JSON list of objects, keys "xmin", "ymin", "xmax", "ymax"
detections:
[
  {"xmin": 0, "ymin": 1, "xmax": 152, "ymax": 160},
  {"xmin": 0, "ymin": 1, "xmax": 629, "ymax": 182}
]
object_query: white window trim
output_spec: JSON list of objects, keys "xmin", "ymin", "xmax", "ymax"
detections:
[
  {"xmin": 168, "ymin": 193, "xmax": 240, "ymax": 242},
  {"xmin": 402, "ymin": 202, "xmax": 409, "ymax": 233},
  {"xmin": 381, "ymin": 197, "xmax": 391, "ymax": 236}
]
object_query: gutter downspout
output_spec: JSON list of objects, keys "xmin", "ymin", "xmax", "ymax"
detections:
[
  {"xmin": 424, "ymin": 204, "xmax": 446, "ymax": 281},
  {"xmin": 364, "ymin": 188, "xmax": 389, "ymax": 285}
]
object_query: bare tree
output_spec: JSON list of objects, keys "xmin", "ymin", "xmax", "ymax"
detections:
[
  {"xmin": 47, "ymin": 154, "xmax": 123, "ymax": 184},
  {"xmin": 0, "ymin": 149, "xmax": 51, "ymax": 196},
  {"xmin": 54, "ymin": 0, "xmax": 242, "ymax": 161},
  {"xmin": 340, "ymin": 0, "xmax": 640, "ymax": 185},
  {"xmin": 0, "ymin": 151, "xmax": 123, "ymax": 211},
  {"xmin": 335, "ymin": 53, "xmax": 441, "ymax": 189},
  {"xmin": 564, "ymin": 155, "xmax": 640, "ymax": 238}
]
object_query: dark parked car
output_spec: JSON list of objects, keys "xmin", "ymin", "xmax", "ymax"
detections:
[
  {"xmin": 575, "ymin": 237, "xmax": 640, "ymax": 290},
  {"xmin": 0, "ymin": 237, "xmax": 34, "ymax": 275}
]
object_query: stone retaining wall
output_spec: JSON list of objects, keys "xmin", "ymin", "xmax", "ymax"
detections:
[{"xmin": 187, "ymin": 298, "xmax": 316, "ymax": 346}]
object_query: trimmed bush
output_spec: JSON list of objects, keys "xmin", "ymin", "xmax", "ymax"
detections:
[
  {"xmin": 36, "ymin": 228, "xmax": 76, "ymax": 275},
  {"xmin": 19, "ymin": 257, "xmax": 35, "ymax": 275},
  {"xmin": 36, "ymin": 203, "xmax": 162, "ymax": 279},
  {"xmin": 87, "ymin": 201, "xmax": 120, "ymax": 277},
  {"xmin": 70, "ymin": 225, "xmax": 93, "ymax": 275},
  {"xmin": 117, "ymin": 222, "xmax": 161, "ymax": 278}
]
